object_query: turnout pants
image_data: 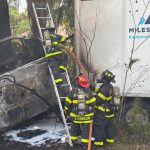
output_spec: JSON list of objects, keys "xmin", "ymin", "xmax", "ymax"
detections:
[
  {"xmin": 47, "ymin": 52, "xmax": 68, "ymax": 84},
  {"xmin": 70, "ymin": 122, "xmax": 90, "ymax": 145},
  {"xmin": 93, "ymin": 111, "xmax": 117, "ymax": 146}
]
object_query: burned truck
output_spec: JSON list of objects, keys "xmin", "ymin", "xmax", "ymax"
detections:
[{"xmin": 0, "ymin": 37, "xmax": 58, "ymax": 129}]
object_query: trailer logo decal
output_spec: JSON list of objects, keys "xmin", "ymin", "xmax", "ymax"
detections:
[
  {"xmin": 139, "ymin": 15, "xmax": 150, "ymax": 25},
  {"xmin": 128, "ymin": 0, "xmax": 150, "ymax": 39},
  {"xmin": 129, "ymin": 15, "xmax": 150, "ymax": 39}
]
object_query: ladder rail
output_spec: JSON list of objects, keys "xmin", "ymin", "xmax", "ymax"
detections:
[
  {"xmin": 32, "ymin": 2, "xmax": 44, "ymax": 40},
  {"xmin": 65, "ymin": 71, "xmax": 72, "ymax": 91},
  {"xmin": 48, "ymin": 66, "xmax": 73, "ymax": 146},
  {"xmin": 32, "ymin": 2, "xmax": 73, "ymax": 146},
  {"xmin": 46, "ymin": 3, "xmax": 55, "ymax": 27}
]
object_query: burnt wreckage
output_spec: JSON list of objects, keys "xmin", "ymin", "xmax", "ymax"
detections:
[{"xmin": 0, "ymin": 37, "xmax": 58, "ymax": 129}]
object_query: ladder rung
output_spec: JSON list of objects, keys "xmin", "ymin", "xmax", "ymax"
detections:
[
  {"xmin": 37, "ymin": 17, "xmax": 51, "ymax": 19},
  {"xmin": 41, "ymin": 28, "xmax": 46, "ymax": 30},
  {"xmin": 57, "ymin": 84, "xmax": 70, "ymax": 87},
  {"xmin": 59, "ymin": 97, "xmax": 66, "ymax": 99},
  {"xmin": 36, "ymin": 7, "xmax": 47, "ymax": 10},
  {"xmin": 66, "ymin": 123, "xmax": 71, "ymax": 125}
]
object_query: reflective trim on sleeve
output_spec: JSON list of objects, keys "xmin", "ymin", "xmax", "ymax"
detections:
[
  {"xmin": 65, "ymin": 97, "xmax": 72, "ymax": 104},
  {"xmin": 53, "ymin": 41, "xmax": 58, "ymax": 45},
  {"xmin": 72, "ymin": 100, "xmax": 78, "ymax": 104},
  {"xmin": 45, "ymin": 51, "xmax": 62, "ymax": 58},
  {"xmin": 71, "ymin": 136, "xmax": 78, "ymax": 140},
  {"xmin": 61, "ymin": 36, "xmax": 65, "ymax": 41},
  {"xmin": 105, "ymin": 114, "xmax": 114, "ymax": 118},
  {"xmin": 50, "ymin": 34, "xmax": 56, "ymax": 37},
  {"xmin": 86, "ymin": 97, "xmax": 96, "ymax": 104},
  {"xmin": 81, "ymin": 138, "xmax": 89, "ymax": 143},
  {"xmin": 70, "ymin": 112, "xmax": 77, "ymax": 117},
  {"xmin": 85, "ymin": 113, "xmax": 94, "ymax": 117},
  {"xmin": 106, "ymin": 138, "xmax": 115, "ymax": 143},
  {"xmin": 95, "ymin": 87, "xmax": 99, "ymax": 92},
  {"xmin": 98, "ymin": 93, "xmax": 112, "ymax": 101},
  {"xmin": 59, "ymin": 65, "xmax": 66, "ymax": 71},
  {"xmin": 64, "ymin": 106, "xmax": 68, "ymax": 110},
  {"xmin": 94, "ymin": 141, "xmax": 104, "ymax": 146},
  {"xmin": 97, "ymin": 106, "xmax": 110, "ymax": 112},
  {"xmin": 55, "ymin": 78, "xmax": 62, "ymax": 83}
]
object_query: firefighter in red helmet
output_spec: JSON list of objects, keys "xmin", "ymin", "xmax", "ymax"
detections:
[{"xmin": 64, "ymin": 74, "xmax": 96, "ymax": 149}]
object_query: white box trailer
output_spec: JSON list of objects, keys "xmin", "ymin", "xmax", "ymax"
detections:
[{"xmin": 74, "ymin": 0, "xmax": 150, "ymax": 124}]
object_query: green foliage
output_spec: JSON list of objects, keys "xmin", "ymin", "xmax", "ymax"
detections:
[
  {"xmin": 9, "ymin": 8, "xmax": 19, "ymax": 29},
  {"xmin": 16, "ymin": 19, "xmax": 30, "ymax": 35},
  {"xmin": 8, "ymin": 1, "xmax": 30, "ymax": 35},
  {"xmin": 49, "ymin": 0, "xmax": 74, "ymax": 31}
]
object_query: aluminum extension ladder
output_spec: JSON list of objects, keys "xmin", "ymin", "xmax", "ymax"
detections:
[
  {"xmin": 32, "ymin": 2, "xmax": 54, "ymax": 40},
  {"xmin": 32, "ymin": 2, "xmax": 73, "ymax": 146}
]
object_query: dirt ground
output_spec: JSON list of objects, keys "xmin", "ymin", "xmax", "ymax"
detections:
[
  {"xmin": 0, "ymin": 139, "xmax": 150, "ymax": 150},
  {"xmin": 0, "ymin": 112, "xmax": 150, "ymax": 150}
]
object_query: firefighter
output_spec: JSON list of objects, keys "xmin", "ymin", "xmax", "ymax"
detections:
[
  {"xmin": 44, "ymin": 27, "xmax": 68, "ymax": 86},
  {"xmin": 64, "ymin": 74, "xmax": 96, "ymax": 149},
  {"xmin": 93, "ymin": 70, "xmax": 117, "ymax": 147}
]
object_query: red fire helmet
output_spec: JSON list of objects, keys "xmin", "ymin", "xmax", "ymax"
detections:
[{"xmin": 77, "ymin": 75, "xmax": 90, "ymax": 88}]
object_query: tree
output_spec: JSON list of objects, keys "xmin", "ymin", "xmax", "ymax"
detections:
[
  {"xmin": 26, "ymin": 0, "xmax": 74, "ymax": 37},
  {"xmin": 0, "ymin": 0, "xmax": 11, "ymax": 39},
  {"xmin": 0, "ymin": 0, "xmax": 17, "ymax": 73},
  {"xmin": 52, "ymin": 0, "xmax": 74, "ymax": 32},
  {"xmin": 8, "ymin": 0, "xmax": 30, "ymax": 35}
]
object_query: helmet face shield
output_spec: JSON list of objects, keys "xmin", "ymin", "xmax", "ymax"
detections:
[{"xmin": 77, "ymin": 75, "xmax": 90, "ymax": 88}]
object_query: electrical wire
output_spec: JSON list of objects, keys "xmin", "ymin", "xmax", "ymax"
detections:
[{"xmin": 0, "ymin": 75, "xmax": 52, "ymax": 109}]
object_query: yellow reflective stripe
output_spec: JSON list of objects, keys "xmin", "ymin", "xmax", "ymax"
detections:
[
  {"xmin": 97, "ymin": 106, "xmax": 110, "ymax": 112},
  {"xmin": 98, "ymin": 93, "xmax": 112, "ymax": 100},
  {"xmin": 85, "ymin": 113, "xmax": 94, "ymax": 117},
  {"xmin": 81, "ymin": 138, "xmax": 89, "ymax": 143},
  {"xmin": 65, "ymin": 97, "xmax": 72, "ymax": 104},
  {"xmin": 94, "ymin": 141, "xmax": 104, "ymax": 146},
  {"xmin": 106, "ymin": 138, "xmax": 114, "ymax": 143},
  {"xmin": 71, "ymin": 136, "xmax": 78, "ymax": 140},
  {"xmin": 55, "ymin": 78, "xmax": 62, "ymax": 83},
  {"xmin": 72, "ymin": 100, "xmax": 78, "ymax": 104},
  {"xmin": 61, "ymin": 36, "xmax": 65, "ymax": 41},
  {"xmin": 53, "ymin": 41, "xmax": 58, "ymax": 44},
  {"xmin": 70, "ymin": 112, "xmax": 77, "ymax": 117},
  {"xmin": 45, "ymin": 51, "xmax": 62, "ymax": 58},
  {"xmin": 50, "ymin": 34, "xmax": 56, "ymax": 37},
  {"xmin": 95, "ymin": 87, "xmax": 99, "ymax": 92},
  {"xmin": 64, "ymin": 106, "xmax": 68, "ymax": 110},
  {"xmin": 70, "ymin": 112, "xmax": 94, "ymax": 117},
  {"xmin": 86, "ymin": 97, "xmax": 96, "ymax": 104},
  {"xmin": 74, "ymin": 120, "xmax": 92, "ymax": 123},
  {"xmin": 106, "ymin": 96, "xmax": 112, "ymax": 100},
  {"xmin": 106, "ymin": 114, "xmax": 114, "ymax": 118},
  {"xmin": 59, "ymin": 65, "xmax": 66, "ymax": 71}
]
